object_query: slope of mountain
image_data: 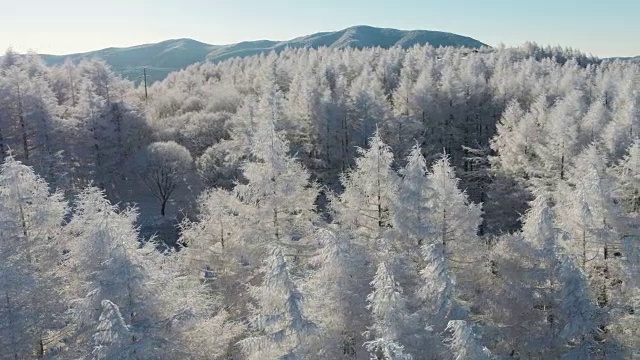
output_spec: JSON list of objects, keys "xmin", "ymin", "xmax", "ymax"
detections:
[
  {"xmin": 40, "ymin": 38, "xmax": 218, "ymax": 83},
  {"xmin": 205, "ymin": 25, "xmax": 486, "ymax": 63},
  {"xmin": 40, "ymin": 26, "xmax": 487, "ymax": 83}
]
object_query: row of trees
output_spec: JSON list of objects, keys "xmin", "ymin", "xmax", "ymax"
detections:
[
  {"xmin": 0, "ymin": 43, "xmax": 636, "ymax": 229},
  {"xmin": 143, "ymin": 42, "xmax": 637, "ymax": 231}
]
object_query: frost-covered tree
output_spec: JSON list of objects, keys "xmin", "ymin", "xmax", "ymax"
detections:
[
  {"xmin": 197, "ymin": 141, "xmax": 243, "ymax": 189},
  {"xmin": 151, "ymin": 248, "xmax": 244, "ymax": 360},
  {"xmin": 556, "ymin": 146, "xmax": 624, "ymax": 303},
  {"xmin": 92, "ymin": 300, "xmax": 133, "ymax": 360},
  {"xmin": 580, "ymin": 99, "xmax": 610, "ymax": 145},
  {"xmin": 174, "ymin": 111, "xmax": 232, "ymax": 158},
  {"xmin": 534, "ymin": 91, "xmax": 584, "ymax": 186},
  {"xmin": 445, "ymin": 320, "xmax": 491, "ymax": 360},
  {"xmin": 394, "ymin": 144, "xmax": 433, "ymax": 248},
  {"xmin": 234, "ymin": 92, "xmax": 318, "ymax": 254},
  {"xmin": 97, "ymin": 102, "xmax": 148, "ymax": 182},
  {"xmin": 364, "ymin": 262, "xmax": 412, "ymax": 360},
  {"xmin": 603, "ymin": 75, "xmax": 639, "ymax": 158},
  {"xmin": 348, "ymin": 68, "xmax": 392, "ymax": 149},
  {"xmin": 178, "ymin": 186, "xmax": 254, "ymax": 323},
  {"xmin": 555, "ymin": 145, "xmax": 633, "ymax": 357},
  {"xmin": 333, "ymin": 130, "xmax": 398, "ymax": 243},
  {"xmin": 364, "ymin": 339, "xmax": 413, "ymax": 360},
  {"xmin": 240, "ymin": 246, "xmax": 317, "ymax": 360},
  {"xmin": 0, "ymin": 67, "xmax": 32, "ymax": 161},
  {"xmin": 305, "ymin": 229, "xmax": 371, "ymax": 359},
  {"xmin": 285, "ymin": 68, "xmax": 325, "ymax": 160},
  {"xmin": 613, "ymin": 139, "xmax": 640, "ymax": 213},
  {"xmin": 63, "ymin": 188, "xmax": 164, "ymax": 357},
  {"xmin": 140, "ymin": 141, "xmax": 193, "ymax": 216},
  {"xmin": 426, "ymin": 154, "xmax": 482, "ymax": 250},
  {"xmin": 556, "ymin": 253, "xmax": 601, "ymax": 359},
  {"xmin": 0, "ymin": 66, "xmax": 65, "ymax": 182},
  {"xmin": 180, "ymin": 188, "xmax": 244, "ymax": 269},
  {"xmin": 59, "ymin": 59, "xmax": 147, "ymax": 190},
  {"xmin": 0, "ymin": 48, "xmax": 19, "ymax": 69},
  {"xmin": 418, "ymin": 243, "xmax": 459, "ymax": 330},
  {"xmin": 420, "ymin": 153, "xmax": 485, "ymax": 328},
  {"xmin": 513, "ymin": 194, "xmax": 570, "ymax": 355},
  {"xmin": 490, "ymin": 100, "xmax": 534, "ymax": 179},
  {"xmin": 0, "ymin": 156, "xmax": 67, "ymax": 359}
]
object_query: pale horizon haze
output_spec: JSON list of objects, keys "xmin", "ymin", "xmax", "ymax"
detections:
[{"xmin": 1, "ymin": 0, "xmax": 639, "ymax": 58}]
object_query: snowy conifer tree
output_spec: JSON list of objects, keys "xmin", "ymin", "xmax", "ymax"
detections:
[
  {"xmin": 240, "ymin": 246, "xmax": 317, "ymax": 359},
  {"xmin": 556, "ymin": 253, "xmax": 600, "ymax": 358},
  {"xmin": 613, "ymin": 139, "xmax": 640, "ymax": 213},
  {"xmin": 489, "ymin": 100, "xmax": 533, "ymax": 179},
  {"xmin": 418, "ymin": 243, "xmax": 459, "ymax": 330},
  {"xmin": 152, "ymin": 248, "xmax": 244, "ymax": 359},
  {"xmin": 364, "ymin": 262, "xmax": 413, "ymax": 360},
  {"xmin": 0, "ymin": 156, "xmax": 67, "ymax": 359},
  {"xmin": 533, "ymin": 91, "xmax": 584, "ymax": 186},
  {"xmin": 556, "ymin": 145, "xmax": 624, "ymax": 306},
  {"xmin": 333, "ymin": 130, "xmax": 398, "ymax": 243},
  {"xmin": 348, "ymin": 68, "xmax": 392, "ymax": 149},
  {"xmin": 426, "ymin": 154, "xmax": 482, "ymax": 250},
  {"xmin": 394, "ymin": 144, "xmax": 433, "ymax": 249},
  {"xmin": 603, "ymin": 78, "xmax": 638, "ymax": 158},
  {"xmin": 234, "ymin": 91, "xmax": 318, "ymax": 256},
  {"xmin": 63, "ymin": 188, "xmax": 163, "ymax": 357},
  {"xmin": 445, "ymin": 320, "xmax": 491, "ymax": 360},
  {"xmin": 305, "ymin": 229, "xmax": 371, "ymax": 358},
  {"xmin": 92, "ymin": 300, "xmax": 133, "ymax": 360}
]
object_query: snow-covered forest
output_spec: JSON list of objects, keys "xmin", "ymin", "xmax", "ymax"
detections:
[{"xmin": 0, "ymin": 43, "xmax": 638, "ymax": 359}]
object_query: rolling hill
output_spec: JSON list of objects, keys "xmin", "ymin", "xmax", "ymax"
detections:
[
  {"xmin": 39, "ymin": 25, "xmax": 487, "ymax": 83},
  {"xmin": 604, "ymin": 55, "xmax": 640, "ymax": 63}
]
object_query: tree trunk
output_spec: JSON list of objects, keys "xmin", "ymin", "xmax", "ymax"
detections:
[
  {"xmin": 161, "ymin": 198, "xmax": 167, "ymax": 217},
  {"xmin": 219, "ymin": 217, "xmax": 225, "ymax": 249},
  {"xmin": 37, "ymin": 338, "xmax": 44, "ymax": 359},
  {"xmin": 442, "ymin": 208, "xmax": 447, "ymax": 247},
  {"xmin": 377, "ymin": 146, "xmax": 383, "ymax": 231},
  {"xmin": 6, "ymin": 292, "xmax": 18, "ymax": 360},
  {"xmin": 273, "ymin": 207, "xmax": 280, "ymax": 241},
  {"xmin": 0, "ymin": 123, "xmax": 5, "ymax": 161},
  {"xmin": 0, "ymin": 114, "xmax": 7, "ymax": 162},
  {"xmin": 582, "ymin": 228, "xmax": 587, "ymax": 270},
  {"xmin": 16, "ymin": 84, "xmax": 29, "ymax": 161}
]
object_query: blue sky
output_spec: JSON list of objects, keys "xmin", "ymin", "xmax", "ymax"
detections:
[{"xmin": 2, "ymin": 0, "xmax": 639, "ymax": 57}]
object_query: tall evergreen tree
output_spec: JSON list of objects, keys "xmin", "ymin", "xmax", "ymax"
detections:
[
  {"xmin": 394, "ymin": 144, "xmax": 433, "ymax": 248},
  {"xmin": 0, "ymin": 156, "xmax": 67, "ymax": 359},
  {"xmin": 364, "ymin": 262, "xmax": 413, "ymax": 360},
  {"xmin": 305, "ymin": 229, "xmax": 372, "ymax": 359},
  {"xmin": 240, "ymin": 246, "xmax": 317, "ymax": 360},
  {"xmin": 63, "ymin": 188, "xmax": 164, "ymax": 357},
  {"xmin": 333, "ymin": 130, "xmax": 398, "ymax": 243},
  {"xmin": 445, "ymin": 320, "xmax": 491, "ymax": 360}
]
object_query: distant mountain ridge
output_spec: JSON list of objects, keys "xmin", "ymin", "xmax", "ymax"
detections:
[
  {"xmin": 605, "ymin": 55, "xmax": 640, "ymax": 63},
  {"xmin": 39, "ymin": 25, "xmax": 487, "ymax": 83}
]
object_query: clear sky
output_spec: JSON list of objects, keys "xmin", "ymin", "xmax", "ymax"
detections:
[{"xmin": 1, "ymin": 0, "xmax": 639, "ymax": 58}]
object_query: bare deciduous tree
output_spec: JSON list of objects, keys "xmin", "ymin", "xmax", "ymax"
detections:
[{"xmin": 140, "ymin": 141, "xmax": 192, "ymax": 216}]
